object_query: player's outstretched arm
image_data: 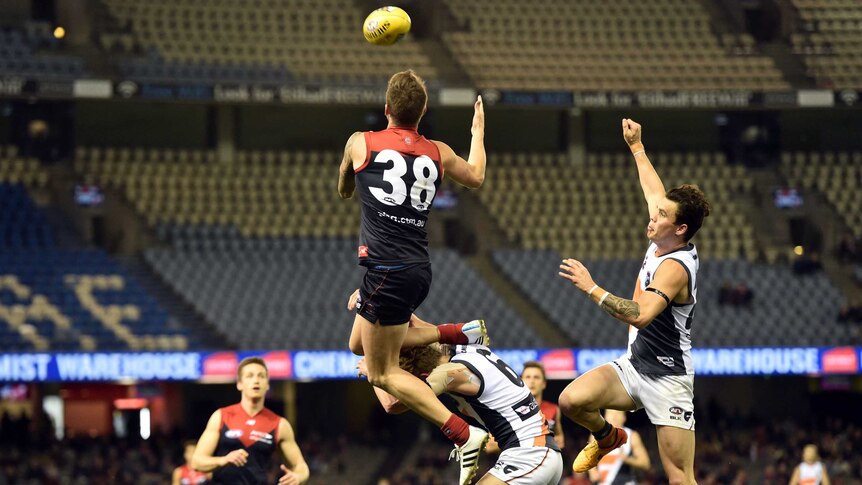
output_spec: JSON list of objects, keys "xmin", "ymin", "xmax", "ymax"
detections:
[
  {"xmin": 277, "ymin": 418, "xmax": 310, "ymax": 485},
  {"xmin": 559, "ymin": 258, "xmax": 687, "ymax": 329},
  {"xmin": 434, "ymin": 95, "xmax": 486, "ymax": 189},
  {"xmin": 192, "ymin": 410, "xmax": 248, "ymax": 472},
  {"xmin": 338, "ymin": 131, "xmax": 365, "ymax": 199},
  {"xmin": 623, "ymin": 119, "xmax": 666, "ymax": 212}
]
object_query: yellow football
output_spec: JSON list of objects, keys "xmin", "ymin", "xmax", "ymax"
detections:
[{"xmin": 363, "ymin": 6, "xmax": 411, "ymax": 46}]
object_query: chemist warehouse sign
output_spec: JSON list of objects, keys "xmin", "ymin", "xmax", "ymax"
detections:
[{"xmin": 0, "ymin": 347, "xmax": 859, "ymax": 383}]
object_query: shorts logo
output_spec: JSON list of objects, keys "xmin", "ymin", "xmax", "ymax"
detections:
[
  {"xmin": 358, "ymin": 246, "xmax": 369, "ymax": 258},
  {"xmin": 493, "ymin": 461, "xmax": 520, "ymax": 474},
  {"xmin": 669, "ymin": 407, "xmax": 691, "ymax": 422},
  {"xmin": 225, "ymin": 429, "xmax": 243, "ymax": 439}
]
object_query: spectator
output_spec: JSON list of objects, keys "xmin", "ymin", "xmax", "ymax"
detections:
[{"xmin": 793, "ymin": 252, "xmax": 823, "ymax": 275}]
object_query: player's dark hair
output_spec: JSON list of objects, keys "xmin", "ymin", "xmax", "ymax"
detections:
[
  {"xmin": 521, "ymin": 361, "xmax": 546, "ymax": 381},
  {"xmin": 399, "ymin": 344, "xmax": 444, "ymax": 378},
  {"xmin": 666, "ymin": 184, "xmax": 711, "ymax": 241},
  {"xmin": 386, "ymin": 70, "xmax": 427, "ymax": 127},
  {"xmin": 237, "ymin": 356, "xmax": 268, "ymax": 380}
]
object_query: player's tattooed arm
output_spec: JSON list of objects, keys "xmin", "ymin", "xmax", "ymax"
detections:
[
  {"xmin": 338, "ymin": 132, "xmax": 363, "ymax": 199},
  {"xmin": 599, "ymin": 294, "xmax": 641, "ymax": 321}
]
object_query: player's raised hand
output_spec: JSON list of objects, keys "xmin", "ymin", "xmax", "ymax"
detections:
[
  {"xmin": 559, "ymin": 258, "xmax": 597, "ymax": 294},
  {"xmin": 347, "ymin": 289, "xmax": 360, "ymax": 311},
  {"xmin": 622, "ymin": 118, "xmax": 642, "ymax": 146},
  {"xmin": 471, "ymin": 95, "xmax": 484, "ymax": 137},
  {"xmin": 222, "ymin": 449, "xmax": 248, "ymax": 467},
  {"xmin": 278, "ymin": 464, "xmax": 301, "ymax": 485}
]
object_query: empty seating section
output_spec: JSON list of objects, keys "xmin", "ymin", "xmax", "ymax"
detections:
[
  {"xmin": 493, "ymin": 250, "xmax": 850, "ymax": 347},
  {"xmin": 146, "ymin": 244, "xmax": 541, "ymax": 349},
  {"xmin": 1, "ymin": 251, "xmax": 190, "ymax": 351},
  {"xmin": 0, "ymin": 26, "xmax": 86, "ymax": 80},
  {"xmin": 0, "ymin": 153, "xmax": 188, "ymax": 351},
  {"xmin": 781, "ymin": 151, "xmax": 862, "ymax": 238},
  {"xmin": 790, "ymin": 0, "xmax": 862, "ymax": 88},
  {"xmin": 442, "ymin": 0, "xmax": 789, "ymax": 91},
  {"xmin": 101, "ymin": 0, "xmax": 437, "ymax": 84},
  {"xmin": 0, "ymin": 152, "xmax": 52, "ymax": 247},
  {"xmin": 479, "ymin": 152, "xmax": 757, "ymax": 261},
  {"xmin": 74, "ymin": 147, "xmax": 357, "ymax": 239}
]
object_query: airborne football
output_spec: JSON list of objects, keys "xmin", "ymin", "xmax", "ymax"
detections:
[{"xmin": 363, "ymin": 6, "xmax": 411, "ymax": 46}]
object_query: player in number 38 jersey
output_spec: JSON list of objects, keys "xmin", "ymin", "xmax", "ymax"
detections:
[{"xmin": 355, "ymin": 127, "xmax": 442, "ymax": 265}]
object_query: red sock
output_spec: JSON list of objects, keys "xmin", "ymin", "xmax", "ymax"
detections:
[
  {"xmin": 597, "ymin": 427, "xmax": 619, "ymax": 448},
  {"xmin": 440, "ymin": 414, "xmax": 470, "ymax": 446},
  {"xmin": 437, "ymin": 323, "xmax": 468, "ymax": 345}
]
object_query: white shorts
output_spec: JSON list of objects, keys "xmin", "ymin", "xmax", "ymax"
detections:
[
  {"xmin": 486, "ymin": 447, "xmax": 563, "ymax": 485},
  {"xmin": 610, "ymin": 357, "xmax": 695, "ymax": 430}
]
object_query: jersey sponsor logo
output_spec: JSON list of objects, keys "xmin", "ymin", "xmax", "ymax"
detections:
[
  {"xmin": 657, "ymin": 356, "xmax": 675, "ymax": 367},
  {"xmin": 250, "ymin": 429, "xmax": 274, "ymax": 445},
  {"xmin": 511, "ymin": 394, "xmax": 540, "ymax": 421},
  {"xmin": 246, "ymin": 419, "xmax": 256, "ymax": 425},
  {"xmin": 225, "ymin": 429, "xmax": 243, "ymax": 439},
  {"xmin": 376, "ymin": 209, "xmax": 426, "ymax": 227},
  {"xmin": 358, "ymin": 246, "xmax": 369, "ymax": 258}
]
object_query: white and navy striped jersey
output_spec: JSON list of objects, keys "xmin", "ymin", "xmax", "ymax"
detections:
[
  {"xmin": 448, "ymin": 345, "xmax": 559, "ymax": 452},
  {"xmin": 626, "ymin": 242, "xmax": 699, "ymax": 376},
  {"xmin": 798, "ymin": 462, "xmax": 825, "ymax": 485}
]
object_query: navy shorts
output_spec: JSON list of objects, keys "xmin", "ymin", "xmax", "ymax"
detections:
[{"xmin": 356, "ymin": 262, "xmax": 432, "ymax": 326}]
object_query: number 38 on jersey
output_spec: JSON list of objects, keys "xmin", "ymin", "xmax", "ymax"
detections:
[{"xmin": 368, "ymin": 149, "xmax": 439, "ymax": 211}]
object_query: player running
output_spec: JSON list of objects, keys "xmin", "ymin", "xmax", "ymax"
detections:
[
  {"xmin": 192, "ymin": 357, "xmax": 309, "ymax": 485},
  {"xmin": 789, "ymin": 444, "xmax": 831, "ymax": 485}
]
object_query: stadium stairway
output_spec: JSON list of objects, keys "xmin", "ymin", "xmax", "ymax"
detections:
[
  {"xmin": 465, "ymin": 254, "xmax": 573, "ymax": 346},
  {"xmin": 115, "ymin": 254, "xmax": 232, "ymax": 350}
]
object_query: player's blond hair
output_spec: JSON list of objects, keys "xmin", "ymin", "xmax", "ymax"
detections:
[{"xmin": 399, "ymin": 344, "xmax": 446, "ymax": 378}]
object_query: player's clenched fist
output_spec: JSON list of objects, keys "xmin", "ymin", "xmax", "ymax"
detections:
[{"xmin": 622, "ymin": 118, "xmax": 642, "ymax": 146}]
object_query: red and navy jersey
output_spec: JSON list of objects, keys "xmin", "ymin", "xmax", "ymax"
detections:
[
  {"xmin": 178, "ymin": 464, "xmax": 210, "ymax": 484},
  {"xmin": 212, "ymin": 404, "xmax": 281, "ymax": 485},
  {"xmin": 355, "ymin": 127, "xmax": 443, "ymax": 266},
  {"xmin": 540, "ymin": 401, "xmax": 559, "ymax": 432}
]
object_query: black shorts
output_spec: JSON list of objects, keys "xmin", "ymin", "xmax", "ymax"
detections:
[{"xmin": 356, "ymin": 262, "xmax": 432, "ymax": 326}]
